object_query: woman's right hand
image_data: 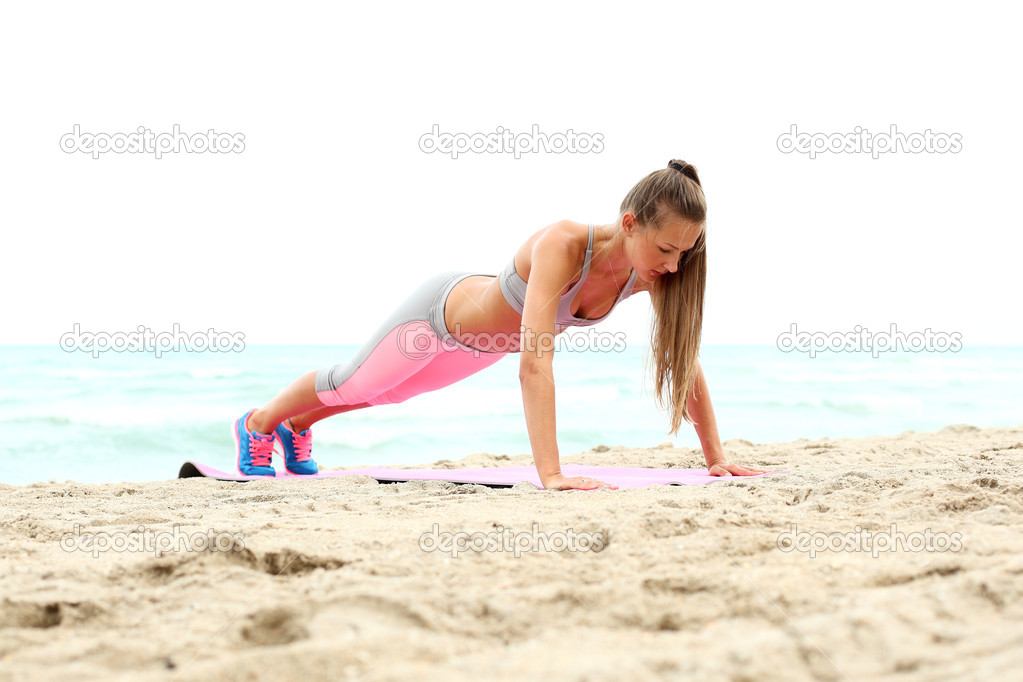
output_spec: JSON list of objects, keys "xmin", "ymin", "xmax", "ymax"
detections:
[{"xmin": 541, "ymin": 473, "xmax": 618, "ymax": 491}]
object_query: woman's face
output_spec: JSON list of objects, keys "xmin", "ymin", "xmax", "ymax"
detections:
[{"xmin": 628, "ymin": 215, "xmax": 703, "ymax": 282}]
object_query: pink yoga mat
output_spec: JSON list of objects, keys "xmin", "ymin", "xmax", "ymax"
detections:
[{"xmin": 178, "ymin": 461, "xmax": 787, "ymax": 489}]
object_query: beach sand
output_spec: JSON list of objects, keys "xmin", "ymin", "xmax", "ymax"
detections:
[{"xmin": 1, "ymin": 423, "xmax": 1022, "ymax": 682}]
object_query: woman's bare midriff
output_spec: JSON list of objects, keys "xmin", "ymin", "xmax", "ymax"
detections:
[{"xmin": 443, "ymin": 275, "xmax": 530, "ymax": 353}]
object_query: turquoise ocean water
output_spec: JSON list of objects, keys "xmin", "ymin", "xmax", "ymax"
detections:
[{"xmin": 1, "ymin": 344, "xmax": 1020, "ymax": 486}]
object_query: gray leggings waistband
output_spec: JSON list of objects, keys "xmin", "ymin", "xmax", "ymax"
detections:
[
  {"xmin": 314, "ymin": 270, "xmax": 501, "ymax": 398},
  {"xmin": 429, "ymin": 271, "xmax": 503, "ymax": 354}
]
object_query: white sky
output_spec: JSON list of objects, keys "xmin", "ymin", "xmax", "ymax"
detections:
[{"xmin": 1, "ymin": 1, "xmax": 1020, "ymax": 347}]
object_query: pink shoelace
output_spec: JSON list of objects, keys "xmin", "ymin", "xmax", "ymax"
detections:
[
  {"xmin": 248, "ymin": 432, "xmax": 276, "ymax": 467},
  {"xmin": 288, "ymin": 429, "xmax": 313, "ymax": 462}
]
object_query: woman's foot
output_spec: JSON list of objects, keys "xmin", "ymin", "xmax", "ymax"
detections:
[
  {"xmin": 274, "ymin": 418, "xmax": 319, "ymax": 475},
  {"xmin": 234, "ymin": 408, "xmax": 276, "ymax": 477}
]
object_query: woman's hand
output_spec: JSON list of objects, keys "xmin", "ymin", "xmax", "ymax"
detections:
[
  {"xmin": 541, "ymin": 473, "xmax": 619, "ymax": 491},
  {"xmin": 707, "ymin": 459, "xmax": 768, "ymax": 477}
]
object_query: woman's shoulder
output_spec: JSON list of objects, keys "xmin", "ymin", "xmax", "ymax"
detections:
[
  {"xmin": 510, "ymin": 220, "xmax": 589, "ymax": 278},
  {"xmin": 531, "ymin": 219, "xmax": 589, "ymax": 250}
]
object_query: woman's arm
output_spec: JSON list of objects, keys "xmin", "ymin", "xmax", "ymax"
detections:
[
  {"xmin": 688, "ymin": 360, "xmax": 767, "ymax": 476},
  {"xmin": 518, "ymin": 223, "xmax": 617, "ymax": 491}
]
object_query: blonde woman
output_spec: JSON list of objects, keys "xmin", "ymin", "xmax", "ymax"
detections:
[{"xmin": 233, "ymin": 160, "xmax": 765, "ymax": 489}]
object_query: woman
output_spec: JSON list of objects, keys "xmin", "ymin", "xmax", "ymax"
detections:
[{"xmin": 233, "ymin": 159, "xmax": 765, "ymax": 490}]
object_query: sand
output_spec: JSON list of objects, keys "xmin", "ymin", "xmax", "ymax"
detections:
[{"xmin": 1, "ymin": 423, "xmax": 1022, "ymax": 682}]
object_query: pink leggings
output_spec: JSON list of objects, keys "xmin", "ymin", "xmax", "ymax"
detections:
[{"xmin": 314, "ymin": 271, "xmax": 509, "ymax": 407}]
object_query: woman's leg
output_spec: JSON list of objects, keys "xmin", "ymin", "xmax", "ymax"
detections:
[
  {"xmin": 244, "ymin": 271, "xmax": 506, "ymax": 436},
  {"xmin": 247, "ymin": 320, "xmax": 442, "ymax": 435},
  {"xmin": 245, "ymin": 371, "xmax": 373, "ymax": 434},
  {"xmin": 253, "ymin": 344, "xmax": 506, "ymax": 434},
  {"xmin": 288, "ymin": 403, "xmax": 371, "ymax": 433},
  {"xmin": 362, "ymin": 344, "xmax": 507, "ymax": 406}
]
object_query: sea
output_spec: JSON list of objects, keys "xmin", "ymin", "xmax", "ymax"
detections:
[{"xmin": 1, "ymin": 343, "xmax": 1020, "ymax": 486}]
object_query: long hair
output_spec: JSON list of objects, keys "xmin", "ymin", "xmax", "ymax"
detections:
[{"xmin": 619, "ymin": 159, "xmax": 707, "ymax": 435}]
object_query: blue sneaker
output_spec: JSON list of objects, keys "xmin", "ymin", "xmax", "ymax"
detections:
[
  {"xmin": 274, "ymin": 419, "xmax": 319, "ymax": 475},
  {"xmin": 234, "ymin": 408, "xmax": 276, "ymax": 477}
]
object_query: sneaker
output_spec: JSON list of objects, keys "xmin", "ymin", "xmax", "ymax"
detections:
[
  {"xmin": 233, "ymin": 408, "xmax": 276, "ymax": 477},
  {"xmin": 274, "ymin": 419, "xmax": 319, "ymax": 475}
]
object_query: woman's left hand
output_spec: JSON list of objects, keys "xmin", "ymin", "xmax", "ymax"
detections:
[{"xmin": 707, "ymin": 459, "xmax": 768, "ymax": 477}]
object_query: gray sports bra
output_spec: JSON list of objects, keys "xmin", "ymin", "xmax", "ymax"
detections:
[{"xmin": 498, "ymin": 223, "xmax": 637, "ymax": 330}]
